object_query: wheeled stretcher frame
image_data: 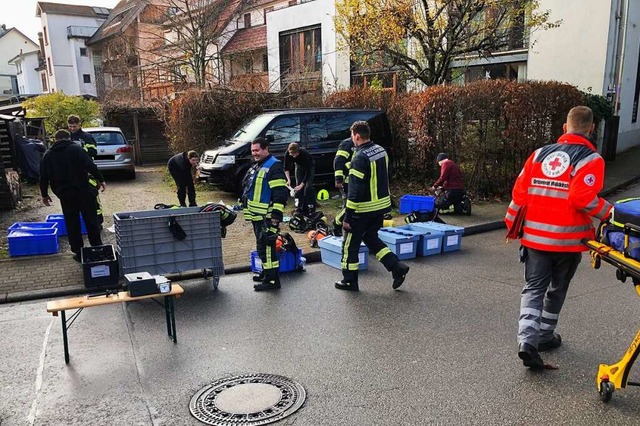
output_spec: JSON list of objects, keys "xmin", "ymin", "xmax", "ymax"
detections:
[{"xmin": 584, "ymin": 222, "xmax": 640, "ymax": 402}]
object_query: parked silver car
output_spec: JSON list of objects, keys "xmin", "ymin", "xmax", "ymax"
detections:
[{"xmin": 84, "ymin": 127, "xmax": 136, "ymax": 179}]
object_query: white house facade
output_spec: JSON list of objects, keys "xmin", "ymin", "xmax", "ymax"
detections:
[
  {"xmin": 8, "ymin": 51, "xmax": 43, "ymax": 95},
  {"xmin": 527, "ymin": 0, "xmax": 640, "ymax": 153},
  {"xmin": 36, "ymin": 2, "xmax": 110, "ymax": 96},
  {"xmin": 0, "ymin": 26, "xmax": 40, "ymax": 95},
  {"xmin": 266, "ymin": 0, "xmax": 350, "ymax": 94}
]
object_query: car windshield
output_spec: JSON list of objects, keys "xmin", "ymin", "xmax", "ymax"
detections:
[
  {"xmin": 230, "ymin": 114, "xmax": 276, "ymax": 143},
  {"xmin": 89, "ymin": 131, "xmax": 127, "ymax": 146}
]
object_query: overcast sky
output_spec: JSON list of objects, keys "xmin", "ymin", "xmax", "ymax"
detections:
[{"xmin": 11, "ymin": 0, "xmax": 120, "ymax": 42}]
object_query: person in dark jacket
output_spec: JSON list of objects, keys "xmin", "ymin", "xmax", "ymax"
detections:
[
  {"xmin": 167, "ymin": 151, "xmax": 199, "ymax": 207},
  {"xmin": 332, "ymin": 137, "xmax": 355, "ymax": 236},
  {"xmin": 40, "ymin": 130, "xmax": 106, "ymax": 262},
  {"xmin": 67, "ymin": 115, "xmax": 97, "ymax": 157},
  {"xmin": 431, "ymin": 153, "xmax": 465, "ymax": 211},
  {"xmin": 284, "ymin": 143, "xmax": 315, "ymax": 215},
  {"xmin": 68, "ymin": 114, "xmax": 103, "ymax": 224}
]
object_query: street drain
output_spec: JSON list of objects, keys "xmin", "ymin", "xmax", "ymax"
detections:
[{"xmin": 189, "ymin": 373, "xmax": 306, "ymax": 425}]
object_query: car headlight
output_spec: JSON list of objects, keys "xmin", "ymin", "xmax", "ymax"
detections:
[{"xmin": 215, "ymin": 155, "xmax": 235, "ymax": 165}]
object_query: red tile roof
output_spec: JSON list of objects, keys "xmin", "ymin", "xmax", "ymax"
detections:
[{"xmin": 221, "ymin": 25, "xmax": 267, "ymax": 55}]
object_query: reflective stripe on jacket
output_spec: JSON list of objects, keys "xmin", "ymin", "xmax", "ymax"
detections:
[
  {"xmin": 334, "ymin": 137, "xmax": 354, "ymax": 185},
  {"xmin": 244, "ymin": 155, "xmax": 287, "ymax": 222},
  {"xmin": 345, "ymin": 141, "xmax": 391, "ymax": 220},
  {"xmin": 505, "ymin": 133, "xmax": 612, "ymax": 252}
]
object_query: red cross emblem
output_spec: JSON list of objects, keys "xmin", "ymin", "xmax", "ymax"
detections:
[{"xmin": 548, "ymin": 157, "xmax": 563, "ymax": 170}]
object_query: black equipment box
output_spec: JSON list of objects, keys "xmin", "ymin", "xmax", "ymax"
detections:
[
  {"xmin": 82, "ymin": 245, "xmax": 119, "ymax": 289},
  {"xmin": 125, "ymin": 272, "xmax": 159, "ymax": 297}
]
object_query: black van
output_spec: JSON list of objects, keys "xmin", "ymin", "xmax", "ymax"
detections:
[{"xmin": 198, "ymin": 108, "xmax": 392, "ymax": 193}]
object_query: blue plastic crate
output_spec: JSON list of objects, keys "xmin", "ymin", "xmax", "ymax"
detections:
[
  {"xmin": 393, "ymin": 224, "xmax": 444, "ymax": 256},
  {"xmin": 8, "ymin": 228, "xmax": 59, "ymax": 256},
  {"xmin": 378, "ymin": 228, "xmax": 420, "ymax": 260},
  {"xmin": 8, "ymin": 222, "xmax": 58, "ymax": 234},
  {"xmin": 46, "ymin": 214, "xmax": 87, "ymax": 236},
  {"xmin": 317, "ymin": 236, "xmax": 369, "ymax": 270},
  {"xmin": 251, "ymin": 249, "xmax": 303, "ymax": 273},
  {"xmin": 399, "ymin": 195, "xmax": 435, "ymax": 214},
  {"xmin": 409, "ymin": 222, "xmax": 464, "ymax": 253}
]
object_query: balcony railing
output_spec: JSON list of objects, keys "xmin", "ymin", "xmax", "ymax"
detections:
[{"xmin": 67, "ymin": 26, "xmax": 99, "ymax": 39}]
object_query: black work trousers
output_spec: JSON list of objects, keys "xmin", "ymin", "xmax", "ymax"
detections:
[
  {"xmin": 60, "ymin": 191, "xmax": 102, "ymax": 254},
  {"xmin": 171, "ymin": 172, "xmax": 196, "ymax": 207},
  {"xmin": 436, "ymin": 189, "xmax": 465, "ymax": 210},
  {"xmin": 341, "ymin": 213, "xmax": 398, "ymax": 283},
  {"xmin": 294, "ymin": 166, "xmax": 315, "ymax": 215},
  {"xmin": 252, "ymin": 219, "xmax": 280, "ymax": 282}
]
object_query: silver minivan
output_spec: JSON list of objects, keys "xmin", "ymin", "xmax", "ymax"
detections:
[{"xmin": 84, "ymin": 127, "xmax": 136, "ymax": 179}]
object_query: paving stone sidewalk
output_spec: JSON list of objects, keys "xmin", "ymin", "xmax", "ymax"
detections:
[{"xmin": 2, "ymin": 145, "xmax": 638, "ymax": 303}]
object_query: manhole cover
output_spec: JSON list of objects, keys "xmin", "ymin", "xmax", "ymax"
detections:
[{"xmin": 189, "ymin": 373, "xmax": 306, "ymax": 425}]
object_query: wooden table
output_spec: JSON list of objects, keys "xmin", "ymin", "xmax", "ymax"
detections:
[{"xmin": 46, "ymin": 285, "xmax": 184, "ymax": 364}]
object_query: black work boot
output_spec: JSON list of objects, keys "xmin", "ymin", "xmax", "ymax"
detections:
[
  {"xmin": 254, "ymin": 270, "xmax": 281, "ymax": 291},
  {"xmin": 252, "ymin": 271, "xmax": 265, "ymax": 282},
  {"xmin": 334, "ymin": 280, "xmax": 359, "ymax": 291},
  {"xmin": 538, "ymin": 333, "xmax": 562, "ymax": 352},
  {"xmin": 392, "ymin": 262, "xmax": 410, "ymax": 289},
  {"xmin": 518, "ymin": 342, "xmax": 544, "ymax": 369}
]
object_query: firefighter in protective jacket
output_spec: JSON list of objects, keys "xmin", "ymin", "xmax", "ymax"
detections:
[
  {"xmin": 505, "ymin": 106, "xmax": 612, "ymax": 369},
  {"xmin": 335, "ymin": 121, "xmax": 409, "ymax": 292},
  {"xmin": 332, "ymin": 137, "xmax": 355, "ymax": 236},
  {"xmin": 68, "ymin": 114, "xmax": 102, "ymax": 225},
  {"xmin": 242, "ymin": 137, "xmax": 288, "ymax": 291}
]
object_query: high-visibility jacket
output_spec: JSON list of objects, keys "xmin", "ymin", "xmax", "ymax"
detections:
[
  {"xmin": 71, "ymin": 129, "xmax": 97, "ymax": 159},
  {"xmin": 334, "ymin": 137, "xmax": 354, "ymax": 185},
  {"xmin": 505, "ymin": 133, "xmax": 612, "ymax": 252},
  {"xmin": 243, "ymin": 155, "xmax": 287, "ymax": 222},
  {"xmin": 345, "ymin": 141, "xmax": 391, "ymax": 222}
]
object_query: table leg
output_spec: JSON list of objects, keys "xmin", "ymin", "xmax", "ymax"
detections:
[
  {"xmin": 164, "ymin": 295, "xmax": 172, "ymax": 338},
  {"xmin": 169, "ymin": 296, "xmax": 177, "ymax": 344},
  {"xmin": 61, "ymin": 310, "xmax": 70, "ymax": 364}
]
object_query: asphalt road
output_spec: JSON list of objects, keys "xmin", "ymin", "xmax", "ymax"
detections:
[{"xmin": 2, "ymin": 184, "xmax": 640, "ymax": 425}]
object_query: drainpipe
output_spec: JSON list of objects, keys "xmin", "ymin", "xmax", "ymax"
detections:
[{"xmin": 614, "ymin": 0, "xmax": 629, "ymax": 114}]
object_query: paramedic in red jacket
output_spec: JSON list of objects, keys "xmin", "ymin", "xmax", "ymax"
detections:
[{"xmin": 505, "ymin": 106, "xmax": 612, "ymax": 369}]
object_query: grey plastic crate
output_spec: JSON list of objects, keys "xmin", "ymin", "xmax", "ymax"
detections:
[{"xmin": 113, "ymin": 208, "xmax": 224, "ymax": 277}]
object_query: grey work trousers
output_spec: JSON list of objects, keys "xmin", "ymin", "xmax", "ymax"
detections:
[{"xmin": 517, "ymin": 247, "xmax": 582, "ymax": 348}]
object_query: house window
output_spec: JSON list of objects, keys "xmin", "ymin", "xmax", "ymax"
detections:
[
  {"xmin": 47, "ymin": 57, "xmax": 52, "ymax": 75},
  {"xmin": 262, "ymin": 53, "xmax": 268, "ymax": 72},
  {"xmin": 244, "ymin": 13, "xmax": 251, "ymax": 28},
  {"xmin": 41, "ymin": 73, "xmax": 48, "ymax": 91},
  {"xmin": 83, "ymin": 74, "xmax": 91, "ymax": 83},
  {"xmin": 244, "ymin": 57, "xmax": 254, "ymax": 73},
  {"xmin": 279, "ymin": 26, "xmax": 321, "ymax": 75},
  {"xmin": 80, "ymin": 47, "xmax": 87, "ymax": 57},
  {"xmin": 263, "ymin": 7, "xmax": 273, "ymax": 24},
  {"xmin": 44, "ymin": 27, "xmax": 48, "ymax": 45}
]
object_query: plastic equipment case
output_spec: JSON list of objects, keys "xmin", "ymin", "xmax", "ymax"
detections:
[
  {"xmin": 393, "ymin": 224, "xmax": 444, "ymax": 256},
  {"xmin": 409, "ymin": 222, "xmax": 464, "ymax": 253},
  {"xmin": 8, "ymin": 228, "xmax": 59, "ymax": 257},
  {"xmin": 125, "ymin": 272, "xmax": 159, "ymax": 297},
  {"xmin": 46, "ymin": 214, "xmax": 87, "ymax": 236},
  {"xmin": 251, "ymin": 249, "xmax": 304, "ymax": 273},
  {"xmin": 81, "ymin": 245, "xmax": 119, "ymax": 289},
  {"xmin": 8, "ymin": 222, "xmax": 58, "ymax": 234},
  {"xmin": 317, "ymin": 236, "xmax": 369, "ymax": 270},
  {"xmin": 113, "ymin": 207, "xmax": 224, "ymax": 278},
  {"xmin": 377, "ymin": 228, "xmax": 419, "ymax": 260},
  {"xmin": 399, "ymin": 195, "xmax": 435, "ymax": 214}
]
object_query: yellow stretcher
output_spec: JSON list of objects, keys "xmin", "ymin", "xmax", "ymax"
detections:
[{"xmin": 584, "ymin": 230, "xmax": 640, "ymax": 403}]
